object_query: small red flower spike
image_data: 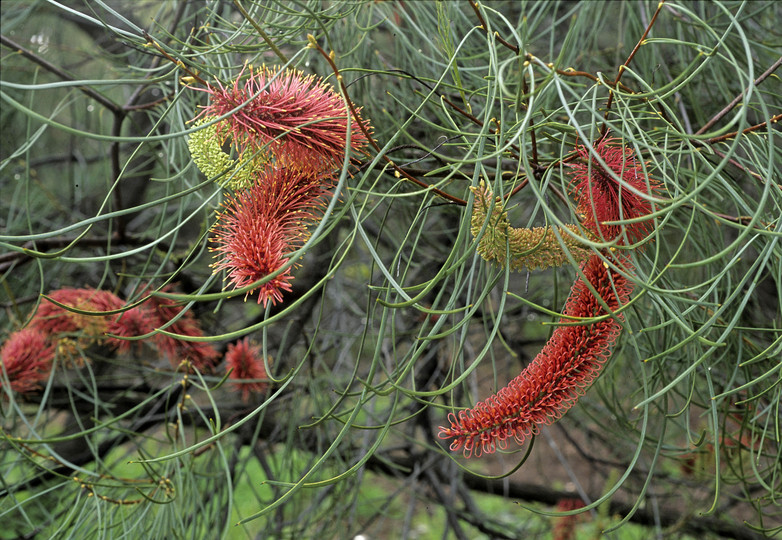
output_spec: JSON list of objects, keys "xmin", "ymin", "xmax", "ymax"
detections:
[
  {"xmin": 29, "ymin": 287, "xmax": 124, "ymax": 338},
  {"xmin": 553, "ymin": 499, "xmax": 587, "ymax": 540},
  {"xmin": 198, "ymin": 65, "xmax": 370, "ymax": 173},
  {"xmin": 569, "ymin": 137, "xmax": 659, "ymax": 245},
  {"xmin": 145, "ymin": 292, "xmax": 220, "ymax": 372},
  {"xmin": 104, "ymin": 305, "xmax": 156, "ymax": 354},
  {"xmin": 224, "ymin": 338, "xmax": 271, "ymax": 402},
  {"xmin": 210, "ymin": 166, "xmax": 333, "ymax": 307},
  {"xmin": 438, "ymin": 254, "xmax": 633, "ymax": 457},
  {"xmin": 1, "ymin": 328, "xmax": 55, "ymax": 394}
]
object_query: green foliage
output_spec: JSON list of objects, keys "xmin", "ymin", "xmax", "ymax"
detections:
[{"xmin": 1, "ymin": 1, "xmax": 780, "ymax": 539}]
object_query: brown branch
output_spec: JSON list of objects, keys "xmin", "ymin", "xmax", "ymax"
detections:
[
  {"xmin": 706, "ymin": 113, "xmax": 782, "ymax": 145},
  {"xmin": 0, "ymin": 34, "xmax": 122, "ymax": 115},
  {"xmin": 458, "ymin": 472, "xmax": 766, "ymax": 540},
  {"xmin": 604, "ymin": 1, "xmax": 666, "ymax": 115},
  {"xmin": 468, "ymin": 0, "xmax": 519, "ymax": 55},
  {"xmin": 696, "ymin": 55, "xmax": 782, "ymax": 135},
  {"xmin": 141, "ymin": 30, "xmax": 207, "ymax": 86}
]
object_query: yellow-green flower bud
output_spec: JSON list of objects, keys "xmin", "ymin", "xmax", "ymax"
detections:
[
  {"xmin": 470, "ymin": 181, "xmax": 592, "ymax": 270},
  {"xmin": 187, "ymin": 117, "xmax": 265, "ymax": 191}
]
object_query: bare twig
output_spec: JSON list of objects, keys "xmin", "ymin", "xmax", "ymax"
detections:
[
  {"xmin": 706, "ymin": 113, "xmax": 782, "ymax": 145},
  {"xmin": 467, "ymin": 0, "xmax": 519, "ymax": 55},
  {"xmin": 0, "ymin": 34, "xmax": 122, "ymax": 114},
  {"xmin": 604, "ymin": 1, "xmax": 667, "ymax": 116},
  {"xmin": 307, "ymin": 36, "xmax": 467, "ymax": 206},
  {"xmin": 696, "ymin": 56, "xmax": 782, "ymax": 135}
]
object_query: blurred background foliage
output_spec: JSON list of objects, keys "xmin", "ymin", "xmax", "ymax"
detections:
[{"xmin": 1, "ymin": 1, "xmax": 780, "ymax": 539}]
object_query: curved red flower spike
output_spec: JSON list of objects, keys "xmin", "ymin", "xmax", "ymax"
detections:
[{"xmin": 438, "ymin": 254, "xmax": 633, "ymax": 457}]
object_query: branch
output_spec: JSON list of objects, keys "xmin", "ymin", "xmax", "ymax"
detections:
[
  {"xmin": 0, "ymin": 34, "xmax": 122, "ymax": 115},
  {"xmin": 696, "ymin": 56, "xmax": 782, "ymax": 135},
  {"xmin": 307, "ymin": 37, "xmax": 467, "ymax": 206},
  {"xmin": 604, "ymin": 1, "xmax": 666, "ymax": 115}
]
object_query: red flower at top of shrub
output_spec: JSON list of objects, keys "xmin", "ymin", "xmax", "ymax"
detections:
[
  {"xmin": 569, "ymin": 137, "xmax": 659, "ymax": 245},
  {"xmin": 198, "ymin": 65, "xmax": 370, "ymax": 173}
]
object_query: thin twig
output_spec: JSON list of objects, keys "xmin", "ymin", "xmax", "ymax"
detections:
[
  {"xmin": 604, "ymin": 1, "xmax": 666, "ymax": 115},
  {"xmin": 142, "ymin": 31, "xmax": 207, "ymax": 86},
  {"xmin": 232, "ymin": 0, "xmax": 289, "ymax": 64},
  {"xmin": 0, "ymin": 34, "xmax": 122, "ymax": 114},
  {"xmin": 696, "ymin": 56, "xmax": 782, "ymax": 135},
  {"xmin": 706, "ymin": 113, "xmax": 782, "ymax": 145},
  {"xmin": 468, "ymin": 0, "xmax": 519, "ymax": 55},
  {"xmin": 307, "ymin": 36, "xmax": 467, "ymax": 206}
]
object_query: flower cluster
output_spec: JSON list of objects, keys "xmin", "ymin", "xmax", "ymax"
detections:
[
  {"xmin": 189, "ymin": 65, "xmax": 371, "ymax": 306},
  {"xmin": 1, "ymin": 287, "xmax": 220, "ymax": 395},
  {"xmin": 470, "ymin": 181, "xmax": 592, "ymax": 270},
  {"xmin": 186, "ymin": 117, "xmax": 261, "ymax": 191},
  {"xmin": 442, "ymin": 135, "xmax": 659, "ymax": 457},
  {"xmin": 209, "ymin": 166, "xmax": 334, "ymax": 306},
  {"xmin": 0, "ymin": 329, "xmax": 54, "ymax": 394},
  {"xmin": 198, "ymin": 65, "xmax": 369, "ymax": 173}
]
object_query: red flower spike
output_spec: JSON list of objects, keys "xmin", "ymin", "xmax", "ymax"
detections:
[
  {"xmin": 224, "ymin": 338, "xmax": 271, "ymax": 402},
  {"xmin": 438, "ymin": 255, "xmax": 633, "ymax": 458},
  {"xmin": 1, "ymin": 328, "xmax": 55, "ymax": 394},
  {"xmin": 198, "ymin": 65, "xmax": 370, "ymax": 173},
  {"xmin": 210, "ymin": 166, "xmax": 333, "ymax": 307},
  {"xmin": 553, "ymin": 499, "xmax": 587, "ymax": 540},
  {"xmin": 569, "ymin": 138, "xmax": 659, "ymax": 245}
]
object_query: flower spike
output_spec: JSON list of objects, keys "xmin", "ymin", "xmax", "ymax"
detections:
[
  {"xmin": 209, "ymin": 166, "xmax": 334, "ymax": 306},
  {"xmin": 1, "ymin": 329, "xmax": 55, "ymax": 394},
  {"xmin": 224, "ymin": 338, "xmax": 272, "ymax": 402},
  {"xmin": 187, "ymin": 117, "xmax": 265, "ymax": 191},
  {"xmin": 569, "ymin": 137, "xmax": 659, "ymax": 246},
  {"xmin": 439, "ymin": 254, "xmax": 633, "ymax": 457},
  {"xmin": 197, "ymin": 65, "xmax": 370, "ymax": 173}
]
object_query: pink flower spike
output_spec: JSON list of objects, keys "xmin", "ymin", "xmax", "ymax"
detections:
[
  {"xmin": 29, "ymin": 287, "xmax": 124, "ymax": 338},
  {"xmin": 210, "ymin": 166, "xmax": 333, "ymax": 307},
  {"xmin": 105, "ymin": 305, "xmax": 156, "ymax": 354},
  {"xmin": 1, "ymin": 328, "xmax": 55, "ymax": 394},
  {"xmin": 198, "ymin": 65, "xmax": 370, "ymax": 173}
]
